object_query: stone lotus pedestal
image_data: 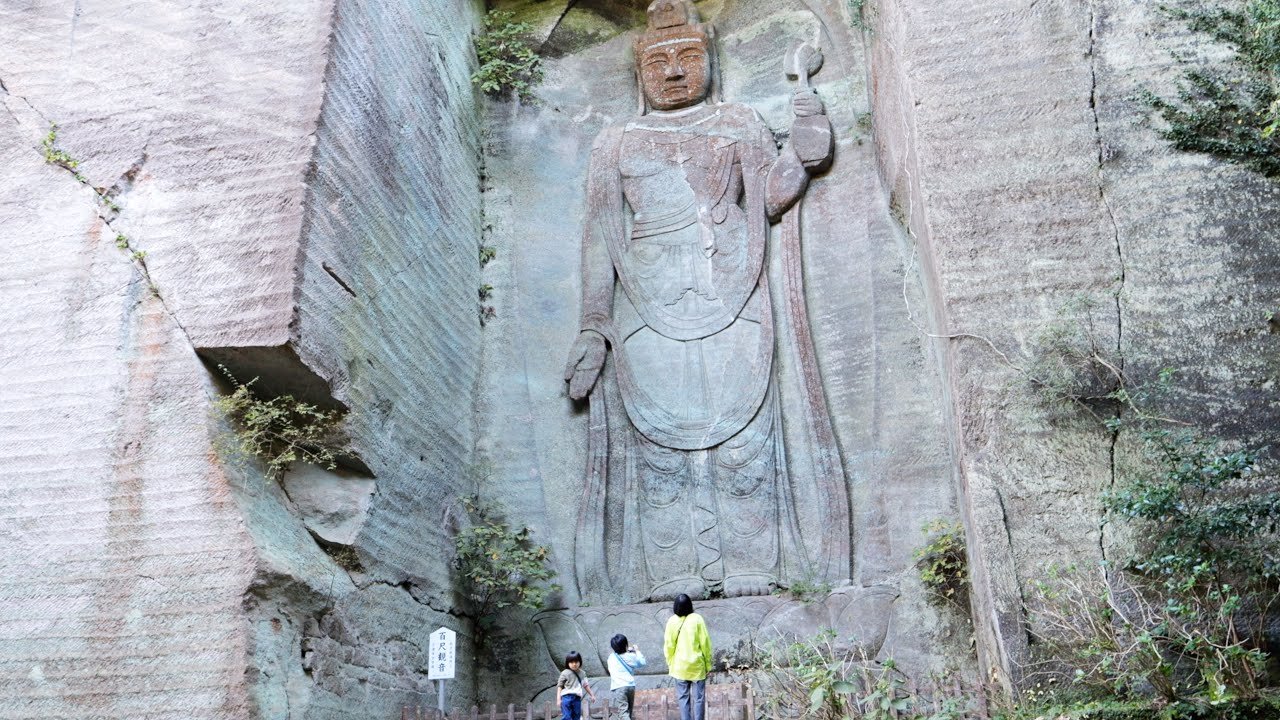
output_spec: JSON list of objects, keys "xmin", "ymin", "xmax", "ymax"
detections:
[{"xmin": 532, "ymin": 584, "xmax": 898, "ymax": 680}]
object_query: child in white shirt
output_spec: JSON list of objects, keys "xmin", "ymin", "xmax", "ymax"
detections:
[{"xmin": 606, "ymin": 634, "xmax": 647, "ymax": 720}]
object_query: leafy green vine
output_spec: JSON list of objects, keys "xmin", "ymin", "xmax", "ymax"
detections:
[
  {"xmin": 1145, "ymin": 0, "xmax": 1280, "ymax": 176},
  {"xmin": 472, "ymin": 10, "xmax": 544, "ymax": 102}
]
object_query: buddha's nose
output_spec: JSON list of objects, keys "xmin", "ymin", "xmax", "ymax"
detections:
[{"xmin": 666, "ymin": 60, "xmax": 685, "ymax": 80}]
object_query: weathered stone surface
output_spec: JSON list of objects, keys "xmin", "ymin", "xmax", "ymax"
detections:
[
  {"xmin": 1093, "ymin": 1, "xmax": 1280, "ymax": 443},
  {"xmin": 0, "ymin": 0, "xmax": 485, "ymax": 717},
  {"xmin": 5, "ymin": 0, "xmax": 1278, "ymax": 714},
  {"xmin": 867, "ymin": 0, "xmax": 1280, "ymax": 692},
  {"xmin": 491, "ymin": 0, "xmax": 1277, "ymax": 701},
  {"xmin": 0, "ymin": 87, "xmax": 257, "ymax": 717},
  {"xmin": 868, "ymin": 0, "xmax": 1125, "ymax": 690},
  {"xmin": 0, "ymin": 0, "xmax": 334, "ymax": 351},
  {"xmin": 282, "ymin": 465, "xmax": 376, "ymax": 546},
  {"xmin": 0, "ymin": 1, "xmax": 333, "ymax": 716},
  {"xmin": 242, "ymin": 0, "xmax": 488, "ymax": 715}
]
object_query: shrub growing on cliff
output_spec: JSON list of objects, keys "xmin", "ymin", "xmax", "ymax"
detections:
[
  {"xmin": 747, "ymin": 630, "xmax": 976, "ymax": 720},
  {"xmin": 1027, "ymin": 295, "xmax": 1122, "ymax": 414},
  {"xmin": 472, "ymin": 10, "xmax": 543, "ymax": 102},
  {"xmin": 914, "ymin": 519, "xmax": 969, "ymax": 610},
  {"xmin": 1027, "ymin": 294, "xmax": 1184, "ymax": 432},
  {"xmin": 212, "ymin": 367, "xmax": 344, "ymax": 482},
  {"xmin": 41, "ymin": 123, "xmax": 79, "ymax": 171},
  {"xmin": 1106, "ymin": 430, "xmax": 1277, "ymax": 588},
  {"xmin": 779, "ymin": 573, "xmax": 835, "ymax": 603},
  {"xmin": 1145, "ymin": 0, "xmax": 1280, "ymax": 177},
  {"xmin": 452, "ymin": 495, "xmax": 557, "ymax": 633},
  {"xmin": 1021, "ymin": 292, "xmax": 1280, "ymax": 706},
  {"xmin": 1105, "ymin": 430, "xmax": 1277, "ymax": 699},
  {"xmin": 1030, "ymin": 431, "xmax": 1278, "ymax": 702}
]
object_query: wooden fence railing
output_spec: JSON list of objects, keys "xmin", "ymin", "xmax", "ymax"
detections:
[
  {"xmin": 404, "ymin": 679, "xmax": 990, "ymax": 720},
  {"xmin": 403, "ymin": 683, "xmax": 753, "ymax": 720}
]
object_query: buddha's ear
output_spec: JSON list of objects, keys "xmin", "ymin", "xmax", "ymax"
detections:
[
  {"xmin": 635, "ymin": 67, "xmax": 647, "ymax": 116},
  {"xmin": 707, "ymin": 26, "xmax": 722, "ymax": 105},
  {"xmin": 632, "ymin": 35, "xmax": 649, "ymax": 116}
]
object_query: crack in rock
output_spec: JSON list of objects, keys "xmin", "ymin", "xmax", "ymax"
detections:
[
  {"xmin": 109, "ymin": 146, "xmax": 150, "ymax": 199},
  {"xmin": 1087, "ymin": 0, "xmax": 1125, "ymax": 572},
  {"xmin": 0, "ymin": 75, "xmax": 53, "ymax": 131},
  {"xmin": 363, "ymin": 578, "xmax": 468, "ymax": 620},
  {"xmin": 9, "ymin": 92, "xmax": 194, "ymax": 348}
]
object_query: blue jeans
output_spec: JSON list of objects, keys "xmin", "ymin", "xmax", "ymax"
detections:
[
  {"xmin": 675, "ymin": 679, "xmax": 705, "ymax": 720},
  {"xmin": 560, "ymin": 694, "xmax": 582, "ymax": 720}
]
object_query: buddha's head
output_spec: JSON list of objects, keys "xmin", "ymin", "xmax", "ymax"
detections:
[{"xmin": 634, "ymin": 0, "xmax": 715, "ymax": 112}]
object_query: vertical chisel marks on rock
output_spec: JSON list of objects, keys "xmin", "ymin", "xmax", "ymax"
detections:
[
  {"xmin": 83, "ymin": 298, "xmax": 165, "ymax": 714},
  {"xmin": 71, "ymin": 0, "xmax": 83, "ymax": 52},
  {"xmin": 1087, "ymin": 0, "xmax": 1125, "ymax": 567}
]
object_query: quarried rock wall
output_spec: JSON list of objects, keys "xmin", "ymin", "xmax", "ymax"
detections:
[
  {"xmin": 3, "ymin": 0, "xmax": 1277, "ymax": 715},
  {"xmin": 0, "ymin": 0, "xmax": 334, "ymax": 713},
  {"xmin": 1093, "ymin": 0, "xmax": 1280, "ymax": 447},
  {"xmin": 0, "ymin": 0, "xmax": 486, "ymax": 716},
  {"xmin": 277, "ymin": 0, "xmax": 487, "ymax": 715},
  {"xmin": 869, "ymin": 0, "xmax": 1280, "ymax": 689}
]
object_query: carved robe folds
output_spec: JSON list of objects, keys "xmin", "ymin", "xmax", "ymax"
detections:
[{"xmin": 574, "ymin": 102, "xmax": 846, "ymax": 603}]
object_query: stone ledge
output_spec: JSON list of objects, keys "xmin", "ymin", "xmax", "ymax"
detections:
[{"xmin": 533, "ymin": 583, "xmax": 899, "ymax": 678}]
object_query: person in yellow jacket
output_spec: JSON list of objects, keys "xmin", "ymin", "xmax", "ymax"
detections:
[{"xmin": 663, "ymin": 594, "xmax": 712, "ymax": 720}]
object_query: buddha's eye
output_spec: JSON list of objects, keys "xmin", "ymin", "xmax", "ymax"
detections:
[{"xmin": 643, "ymin": 54, "xmax": 668, "ymax": 67}]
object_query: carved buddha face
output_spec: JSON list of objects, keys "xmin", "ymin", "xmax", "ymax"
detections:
[{"xmin": 638, "ymin": 37, "xmax": 711, "ymax": 111}]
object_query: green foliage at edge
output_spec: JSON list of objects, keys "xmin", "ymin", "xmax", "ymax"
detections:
[
  {"xmin": 1021, "ymin": 295, "xmax": 1279, "ymax": 706},
  {"xmin": 472, "ymin": 10, "xmax": 544, "ymax": 102},
  {"xmin": 211, "ymin": 366, "xmax": 344, "ymax": 482},
  {"xmin": 998, "ymin": 695, "xmax": 1280, "ymax": 719},
  {"xmin": 1105, "ymin": 430, "xmax": 1279, "ymax": 588},
  {"xmin": 1146, "ymin": 0, "xmax": 1280, "ymax": 176},
  {"xmin": 452, "ymin": 495, "xmax": 558, "ymax": 635},
  {"xmin": 914, "ymin": 519, "xmax": 969, "ymax": 608},
  {"xmin": 748, "ymin": 629, "xmax": 975, "ymax": 720}
]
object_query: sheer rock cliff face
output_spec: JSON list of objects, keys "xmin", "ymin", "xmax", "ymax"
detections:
[
  {"xmin": 0, "ymin": 0, "xmax": 483, "ymax": 717},
  {"xmin": 0, "ymin": 0, "xmax": 1277, "ymax": 716},
  {"xmin": 870, "ymin": 0, "xmax": 1280, "ymax": 691}
]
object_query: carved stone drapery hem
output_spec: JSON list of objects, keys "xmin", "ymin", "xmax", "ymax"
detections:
[{"xmin": 534, "ymin": 585, "xmax": 899, "ymax": 678}]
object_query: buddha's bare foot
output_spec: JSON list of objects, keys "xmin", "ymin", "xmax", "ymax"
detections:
[
  {"xmin": 648, "ymin": 577, "xmax": 708, "ymax": 602},
  {"xmin": 723, "ymin": 573, "xmax": 775, "ymax": 597}
]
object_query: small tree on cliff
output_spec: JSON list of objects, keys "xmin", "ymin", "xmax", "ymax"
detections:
[{"xmin": 452, "ymin": 495, "xmax": 558, "ymax": 638}]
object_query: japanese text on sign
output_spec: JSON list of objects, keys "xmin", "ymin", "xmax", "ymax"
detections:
[{"xmin": 428, "ymin": 626, "xmax": 456, "ymax": 680}]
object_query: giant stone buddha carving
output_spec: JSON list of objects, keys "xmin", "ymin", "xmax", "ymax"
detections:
[{"xmin": 565, "ymin": 0, "xmax": 850, "ymax": 604}]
